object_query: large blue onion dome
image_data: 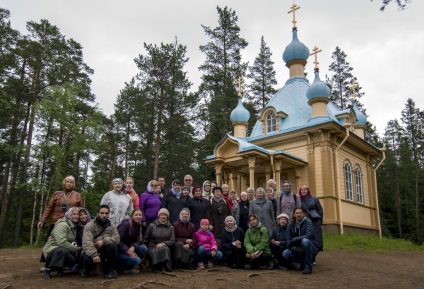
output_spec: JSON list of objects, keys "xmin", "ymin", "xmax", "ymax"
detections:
[
  {"xmin": 353, "ymin": 101, "xmax": 367, "ymax": 125},
  {"xmin": 230, "ymin": 98, "xmax": 250, "ymax": 123},
  {"xmin": 283, "ymin": 29, "xmax": 310, "ymax": 63},
  {"xmin": 306, "ymin": 70, "xmax": 330, "ymax": 100}
]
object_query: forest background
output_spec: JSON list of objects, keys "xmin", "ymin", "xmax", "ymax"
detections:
[{"xmin": 0, "ymin": 0, "xmax": 423, "ymax": 249}]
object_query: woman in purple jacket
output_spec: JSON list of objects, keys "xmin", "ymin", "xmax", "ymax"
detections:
[
  {"xmin": 116, "ymin": 209, "xmax": 148, "ymax": 274},
  {"xmin": 139, "ymin": 180, "xmax": 162, "ymax": 234}
]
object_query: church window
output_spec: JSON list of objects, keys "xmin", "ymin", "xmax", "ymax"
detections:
[
  {"xmin": 267, "ymin": 112, "xmax": 276, "ymax": 133},
  {"xmin": 355, "ymin": 167, "xmax": 363, "ymax": 204},
  {"xmin": 344, "ymin": 161, "xmax": 353, "ymax": 201}
]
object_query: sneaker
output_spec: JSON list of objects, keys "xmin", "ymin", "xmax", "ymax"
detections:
[
  {"xmin": 207, "ymin": 261, "xmax": 213, "ymax": 268},
  {"xmin": 122, "ymin": 269, "xmax": 139, "ymax": 274},
  {"xmin": 42, "ymin": 268, "xmax": 51, "ymax": 279},
  {"xmin": 40, "ymin": 267, "xmax": 46, "ymax": 273},
  {"xmin": 197, "ymin": 263, "xmax": 205, "ymax": 269},
  {"xmin": 302, "ymin": 266, "xmax": 312, "ymax": 274}
]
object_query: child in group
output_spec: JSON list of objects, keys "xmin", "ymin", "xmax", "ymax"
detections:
[{"xmin": 195, "ymin": 219, "xmax": 223, "ymax": 269}]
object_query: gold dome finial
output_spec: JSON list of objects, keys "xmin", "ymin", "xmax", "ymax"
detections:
[
  {"xmin": 310, "ymin": 46, "xmax": 322, "ymax": 71},
  {"xmin": 237, "ymin": 77, "xmax": 244, "ymax": 98},
  {"xmin": 288, "ymin": 3, "xmax": 300, "ymax": 29}
]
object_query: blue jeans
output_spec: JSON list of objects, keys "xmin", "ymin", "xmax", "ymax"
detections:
[
  {"xmin": 196, "ymin": 246, "xmax": 223, "ymax": 263},
  {"xmin": 117, "ymin": 245, "xmax": 148, "ymax": 270},
  {"xmin": 282, "ymin": 238, "xmax": 318, "ymax": 268}
]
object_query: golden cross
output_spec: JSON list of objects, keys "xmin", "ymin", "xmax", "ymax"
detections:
[
  {"xmin": 237, "ymin": 77, "xmax": 244, "ymax": 98},
  {"xmin": 288, "ymin": 3, "xmax": 300, "ymax": 29},
  {"xmin": 310, "ymin": 46, "xmax": 322, "ymax": 70},
  {"xmin": 350, "ymin": 80, "xmax": 359, "ymax": 101}
]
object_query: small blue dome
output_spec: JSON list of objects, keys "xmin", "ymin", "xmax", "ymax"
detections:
[
  {"xmin": 283, "ymin": 29, "xmax": 310, "ymax": 63},
  {"xmin": 353, "ymin": 102, "xmax": 367, "ymax": 125},
  {"xmin": 230, "ymin": 98, "xmax": 250, "ymax": 123},
  {"xmin": 306, "ymin": 71, "xmax": 330, "ymax": 100}
]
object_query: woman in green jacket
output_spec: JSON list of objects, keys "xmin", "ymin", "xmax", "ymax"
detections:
[
  {"xmin": 42, "ymin": 207, "xmax": 81, "ymax": 279},
  {"xmin": 244, "ymin": 214, "xmax": 273, "ymax": 270}
]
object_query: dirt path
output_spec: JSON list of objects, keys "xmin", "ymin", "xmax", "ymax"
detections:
[{"xmin": 1, "ymin": 249, "xmax": 423, "ymax": 289}]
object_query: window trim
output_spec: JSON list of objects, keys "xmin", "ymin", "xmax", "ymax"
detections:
[
  {"xmin": 344, "ymin": 161, "xmax": 353, "ymax": 201},
  {"xmin": 355, "ymin": 166, "xmax": 363, "ymax": 204}
]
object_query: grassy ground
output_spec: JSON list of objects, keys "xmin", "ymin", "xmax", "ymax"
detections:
[{"xmin": 324, "ymin": 232, "xmax": 424, "ymax": 252}]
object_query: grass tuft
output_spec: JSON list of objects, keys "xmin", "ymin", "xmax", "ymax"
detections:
[{"xmin": 324, "ymin": 232, "xmax": 424, "ymax": 252}]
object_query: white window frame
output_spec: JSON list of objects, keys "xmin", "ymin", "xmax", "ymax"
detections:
[
  {"xmin": 344, "ymin": 161, "xmax": 353, "ymax": 201},
  {"xmin": 355, "ymin": 166, "xmax": 363, "ymax": 204},
  {"xmin": 267, "ymin": 112, "xmax": 276, "ymax": 133}
]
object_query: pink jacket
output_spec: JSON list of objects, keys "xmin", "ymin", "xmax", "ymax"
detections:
[{"xmin": 195, "ymin": 229, "xmax": 218, "ymax": 251}]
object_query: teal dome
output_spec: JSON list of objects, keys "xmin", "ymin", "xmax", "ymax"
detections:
[
  {"xmin": 230, "ymin": 99, "xmax": 250, "ymax": 123},
  {"xmin": 306, "ymin": 71, "xmax": 330, "ymax": 100},
  {"xmin": 283, "ymin": 29, "xmax": 310, "ymax": 63},
  {"xmin": 353, "ymin": 102, "xmax": 367, "ymax": 125}
]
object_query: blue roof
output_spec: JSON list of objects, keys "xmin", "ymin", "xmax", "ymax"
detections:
[{"xmin": 282, "ymin": 29, "xmax": 310, "ymax": 63}]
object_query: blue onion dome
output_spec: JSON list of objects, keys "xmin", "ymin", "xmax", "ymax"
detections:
[
  {"xmin": 353, "ymin": 101, "xmax": 367, "ymax": 125},
  {"xmin": 282, "ymin": 29, "xmax": 310, "ymax": 63},
  {"xmin": 306, "ymin": 70, "xmax": 330, "ymax": 100},
  {"xmin": 230, "ymin": 98, "xmax": 250, "ymax": 123}
]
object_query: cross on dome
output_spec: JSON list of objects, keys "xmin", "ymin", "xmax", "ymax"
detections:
[
  {"xmin": 288, "ymin": 3, "xmax": 300, "ymax": 29},
  {"xmin": 237, "ymin": 77, "xmax": 244, "ymax": 98},
  {"xmin": 310, "ymin": 46, "xmax": 322, "ymax": 71}
]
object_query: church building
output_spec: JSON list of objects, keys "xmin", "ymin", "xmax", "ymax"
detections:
[{"xmin": 205, "ymin": 5, "xmax": 385, "ymax": 236}]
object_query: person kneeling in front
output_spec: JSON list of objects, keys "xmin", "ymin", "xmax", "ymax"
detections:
[
  {"xmin": 283, "ymin": 207, "xmax": 318, "ymax": 274},
  {"xmin": 81, "ymin": 205, "xmax": 120, "ymax": 279}
]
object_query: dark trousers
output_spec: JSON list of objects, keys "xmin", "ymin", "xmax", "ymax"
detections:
[
  {"xmin": 222, "ymin": 246, "xmax": 246, "ymax": 269},
  {"xmin": 249, "ymin": 251, "xmax": 272, "ymax": 268},
  {"xmin": 46, "ymin": 247, "xmax": 76, "ymax": 270},
  {"xmin": 82, "ymin": 244, "xmax": 118, "ymax": 275}
]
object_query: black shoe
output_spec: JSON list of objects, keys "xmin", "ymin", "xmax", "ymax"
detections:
[
  {"xmin": 268, "ymin": 261, "xmax": 274, "ymax": 270},
  {"xmin": 81, "ymin": 270, "xmax": 91, "ymax": 278},
  {"xmin": 302, "ymin": 266, "xmax": 312, "ymax": 274},
  {"xmin": 57, "ymin": 269, "xmax": 64, "ymax": 275},
  {"xmin": 105, "ymin": 271, "xmax": 117, "ymax": 279},
  {"xmin": 164, "ymin": 261, "xmax": 172, "ymax": 272},
  {"xmin": 42, "ymin": 268, "xmax": 51, "ymax": 279}
]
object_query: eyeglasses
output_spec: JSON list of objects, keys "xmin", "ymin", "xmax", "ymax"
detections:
[{"xmin": 185, "ymin": 179, "xmax": 192, "ymax": 182}]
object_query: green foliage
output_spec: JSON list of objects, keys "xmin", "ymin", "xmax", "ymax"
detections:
[
  {"xmin": 324, "ymin": 232, "xmax": 424, "ymax": 252},
  {"xmin": 247, "ymin": 36, "xmax": 277, "ymax": 116}
]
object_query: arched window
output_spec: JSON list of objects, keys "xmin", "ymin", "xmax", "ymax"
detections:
[
  {"xmin": 267, "ymin": 112, "xmax": 276, "ymax": 133},
  {"xmin": 344, "ymin": 161, "xmax": 353, "ymax": 201},
  {"xmin": 355, "ymin": 166, "xmax": 363, "ymax": 204}
]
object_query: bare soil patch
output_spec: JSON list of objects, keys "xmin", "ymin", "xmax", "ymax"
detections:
[{"xmin": 0, "ymin": 248, "xmax": 423, "ymax": 289}]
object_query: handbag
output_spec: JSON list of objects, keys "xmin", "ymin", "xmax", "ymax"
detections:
[{"xmin": 308, "ymin": 209, "xmax": 321, "ymax": 220}]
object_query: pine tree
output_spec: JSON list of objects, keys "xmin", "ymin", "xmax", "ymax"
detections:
[
  {"xmin": 400, "ymin": 98, "xmax": 423, "ymax": 244},
  {"xmin": 326, "ymin": 46, "xmax": 364, "ymax": 110},
  {"xmin": 247, "ymin": 36, "xmax": 277, "ymax": 114},
  {"xmin": 198, "ymin": 6, "xmax": 248, "ymax": 177}
]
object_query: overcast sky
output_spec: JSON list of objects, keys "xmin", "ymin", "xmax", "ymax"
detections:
[{"xmin": 2, "ymin": 0, "xmax": 423, "ymax": 136}]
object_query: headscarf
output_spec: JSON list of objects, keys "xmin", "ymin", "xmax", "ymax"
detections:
[
  {"xmin": 202, "ymin": 181, "xmax": 211, "ymax": 198},
  {"xmin": 112, "ymin": 178, "xmax": 124, "ymax": 192},
  {"xmin": 299, "ymin": 186, "xmax": 311, "ymax": 200},
  {"xmin": 179, "ymin": 208, "xmax": 191, "ymax": 223},
  {"xmin": 224, "ymin": 216, "xmax": 237, "ymax": 232},
  {"xmin": 64, "ymin": 206, "xmax": 80, "ymax": 225},
  {"xmin": 281, "ymin": 180, "xmax": 292, "ymax": 196},
  {"xmin": 147, "ymin": 180, "xmax": 156, "ymax": 193},
  {"xmin": 171, "ymin": 180, "xmax": 181, "ymax": 197},
  {"xmin": 78, "ymin": 208, "xmax": 92, "ymax": 226}
]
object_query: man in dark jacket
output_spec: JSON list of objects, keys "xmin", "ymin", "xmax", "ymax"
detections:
[
  {"xmin": 81, "ymin": 205, "xmax": 120, "ymax": 279},
  {"xmin": 283, "ymin": 207, "xmax": 318, "ymax": 274}
]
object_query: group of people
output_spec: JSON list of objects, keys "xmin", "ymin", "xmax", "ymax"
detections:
[{"xmin": 38, "ymin": 175, "xmax": 324, "ymax": 279}]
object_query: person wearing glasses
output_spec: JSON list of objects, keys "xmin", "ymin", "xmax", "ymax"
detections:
[
  {"xmin": 276, "ymin": 180, "xmax": 301, "ymax": 221},
  {"xmin": 140, "ymin": 180, "xmax": 162, "ymax": 234},
  {"xmin": 183, "ymin": 175, "xmax": 194, "ymax": 197}
]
